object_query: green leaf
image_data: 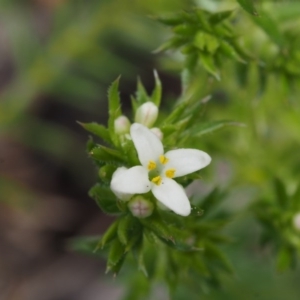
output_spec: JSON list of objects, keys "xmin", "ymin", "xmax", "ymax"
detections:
[
  {"xmin": 188, "ymin": 120, "xmax": 245, "ymax": 137},
  {"xmin": 118, "ymin": 215, "xmax": 138, "ymax": 245},
  {"xmin": 204, "ymin": 242, "xmax": 233, "ymax": 273},
  {"xmin": 253, "ymin": 12, "xmax": 284, "ymax": 47},
  {"xmin": 68, "ymin": 236, "xmax": 102, "ymax": 256},
  {"xmin": 155, "ymin": 13, "xmax": 183, "ymax": 26},
  {"xmin": 77, "ymin": 122, "xmax": 112, "ymax": 144},
  {"xmin": 236, "ymin": 0, "xmax": 259, "ymax": 16},
  {"xmin": 98, "ymin": 165, "xmax": 117, "ymax": 183},
  {"xmin": 108, "ymin": 77, "xmax": 122, "ymax": 141},
  {"xmin": 136, "ymin": 239, "xmax": 148, "ymax": 277},
  {"xmin": 89, "ymin": 146, "xmax": 124, "ymax": 164},
  {"xmin": 96, "ymin": 220, "xmax": 120, "ymax": 251},
  {"xmin": 219, "ymin": 41, "xmax": 246, "ymax": 63},
  {"xmin": 163, "ymin": 101, "xmax": 189, "ymax": 125},
  {"xmin": 140, "ymin": 215, "xmax": 173, "ymax": 242},
  {"xmin": 209, "ymin": 10, "xmax": 234, "ymax": 25},
  {"xmin": 136, "ymin": 77, "xmax": 149, "ymax": 104},
  {"xmin": 151, "ymin": 70, "xmax": 162, "ymax": 107},
  {"xmin": 89, "ymin": 184, "xmax": 119, "ymax": 214},
  {"xmin": 106, "ymin": 238, "xmax": 126, "ymax": 275},
  {"xmin": 276, "ymin": 246, "xmax": 295, "ymax": 271},
  {"xmin": 273, "ymin": 178, "xmax": 289, "ymax": 209},
  {"xmin": 199, "ymin": 53, "xmax": 220, "ymax": 80},
  {"xmin": 194, "ymin": 32, "xmax": 219, "ymax": 53}
]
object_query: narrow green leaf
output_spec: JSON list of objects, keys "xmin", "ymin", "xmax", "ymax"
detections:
[
  {"xmin": 276, "ymin": 246, "xmax": 294, "ymax": 271},
  {"xmin": 155, "ymin": 13, "xmax": 183, "ymax": 26},
  {"xmin": 151, "ymin": 70, "xmax": 162, "ymax": 107},
  {"xmin": 106, "ymin": 238, "xmax": 126, "ymax": 274},
  {"xmin": 108, "ymin": 77, "xmax": 122, "ymax": 141},
  {"xmin": 140, "ymin": 215, "xmax": 173, "ymax": 242},
  {"xmin": 188, "ymin": 120, "xmax": 245, "ymax": 137},
  {"xmin": 219, "ymin": 41, "xmax": 246, "ymax": 63},
  {"xmin": 68, "ymin": 236, "xmax": 102, "ymax": 256},
  {"xmin": 89, "ymin": 184, "xmax": 119, "ymax": 215},
  {"xmin": 163, "ymin": 101, "xmax": 189, "ymax": 125},
  {"xmin": 78, "ymin": 122, "xmax": 112, "ymax": 144},
  {"xmin": 204, "ymin": 242, "xmax": 233, "ymax": 273},
  {"xmin": 118, "ymin": 215, "xmax": 137, "ymax": 245},
  {"xmin": 253, "ymin": 12, "xmax": 284, "ymax": 47},
  {"xmin": 199, "ymin": 53, "xmax": 220, "ymax": 80},
  {"xmin": 273, "ymin": 178, "xmax": 289, "ymax": 209},
  {"xmin": 209, "ymin": 10, "xmax": 234, "ymax": 25},
  {"xmin": 236, "ymin": 0, "xmax": 259, "ymax": 16},
  {"xmin": 136, "ymin": 78, "xmax": 149, "ymax": 104},
  {"xmin": 89, "ymin": 146, "xmax": 124, "ymax": 164},
  {"xmin": 96, "ymin": 220, "xmax": 119, "ymax": 251}
]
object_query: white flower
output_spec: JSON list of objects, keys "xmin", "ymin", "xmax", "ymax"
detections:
[
  {"xmin": 135, "ymin": 101, "xmax": 158, "ymax": 128},
  {"xmin": 110, "ymin": 123, "xmax": 211, "ymax": 216}
]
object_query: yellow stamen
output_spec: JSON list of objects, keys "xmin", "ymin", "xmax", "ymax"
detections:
[
  {"xmin": 151, "ymin": 176, "xmax": 162, "ymax": 185},
  {"xmin": 159, "ymin": 155, "xmax": 169, "ymax": 165},
  {"xmin": 148, "ymin": 160, "xmax": 156, "ymax": 170},
  {"xmin": 165, "ymin": 168, "xmax": 176, "ymax": 178}
]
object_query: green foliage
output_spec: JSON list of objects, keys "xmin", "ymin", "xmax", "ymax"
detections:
[
  {"xmin": 253, "ymin": 179, "xmax": 300, "ymax": 271},
  {"xmin": 156, "ymin": 8, "xmax": 250, "ymax": 79}
]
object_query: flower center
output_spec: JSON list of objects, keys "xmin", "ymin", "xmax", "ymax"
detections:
[
  {"xmin": 165, "ymin": 168, "xmax": 176, "ymax": 178},
  {"xmin": 159, "ymin": 155, "xmax": 169, "ymax": 164},
  {"xmin": 148, "ymin": 160, "xmax": 156, "ymax": 170},
  {"xmin": 147, "ymin": 155, "xmax": 176, "ymax": 185},
  {"xmin": 151, "ymin": 176, "xmax": 162, "ymax": 185}
]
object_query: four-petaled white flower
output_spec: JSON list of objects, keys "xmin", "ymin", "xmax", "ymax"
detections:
[{"xmin": 111, "ymin": 123, "xmax": 211, "ymax": 216}]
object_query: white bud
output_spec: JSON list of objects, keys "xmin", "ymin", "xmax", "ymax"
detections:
[
  {"xmin": 128, "ymin": 196, "xmax": 154, "ymax": 218},
  {"xmin": 150, "ymin": 127, "xmax": 163, "ymax": 140},
  {"xmin": 293, "ymin": 213, "xmax": 300, "ymax": 231},
  {"xmin": 135, "ymin": 101, "xmax": 158, "ymax": 128},
  {"xmin": 114, "ymin": 116, "xmax": 130, "ymax": 134}
]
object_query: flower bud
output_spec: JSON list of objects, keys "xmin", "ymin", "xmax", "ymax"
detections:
[
  {"xmin": 114, "ymin": 116, "xmax": 130, "ymax": 134},
  {"xmin": 128, "ymin": 196, "xmax": 154, "ymax": 218},
  {"xmin": 135, "ymin": 101, "xmax": 158, "ymax": 128},
  {"xmin": 150, "ymin": 127, "xmax": 163, "ymax": 140},
  {"xmin": 293, "ymin": 212, "xmax": 300, "ymax": 231}
]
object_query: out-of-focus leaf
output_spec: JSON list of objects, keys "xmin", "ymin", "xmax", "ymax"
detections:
[
  {"xmin": 253, "ymin": 12, "xmax": 284, "ymax": 47},
  {"xmin": 209, "ymin": 10, "xmax": 234, "ymax": 25},
  {"xmin": 276, "ymin": 246, "xmax": 294, "ymax": 271},
  {"xmin": 78, "ymin": 122, "xmax": 112, "ymax": 144},
  {"xmin": 273, "ymin": 178, "xmax": 289, "ymax": 209},
  {"xmin": 199, "ymin": 53, "xmax": 220, "ymax": 80},
  {"xmin": 188, "ymin": 120, "xmax": 245, "ymax": 137},
  {"xmin": 204, "ymin": 242, "xmax": 233, "ymax": 273},
  {"xmin": 89, "ymin": 184, "xmax": 120, "ymax": 214},
  {"xmin": 236, "ymin": 0, "xmax": 259, "ymax": 16},
  {"xmin": 68, "ymin": 236, "xmax": 102, "ymax": 256}
]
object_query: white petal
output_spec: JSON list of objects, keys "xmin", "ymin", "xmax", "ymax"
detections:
[
  {"xmin": 151, "ymin": 178, "xmax": 191, "ymax": 216},
  {"xmin": 110, "ymin": 167, "xmax": 132, "ymax": 200},
  {"xmin": 164, "ymin": 149, "xmax": 211, "ymax": 177},
  {"xmin": 130, "ymin": 123, "xmax": 164, "ymax": 167},
  {"xmin": 110, "ymin": 166, "xmax": 151, "ymax": 196}
]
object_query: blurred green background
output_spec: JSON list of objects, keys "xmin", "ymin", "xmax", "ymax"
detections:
[{"xmin": 1, "ymin": 0, "xmax": 300, "ymax": 299}]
